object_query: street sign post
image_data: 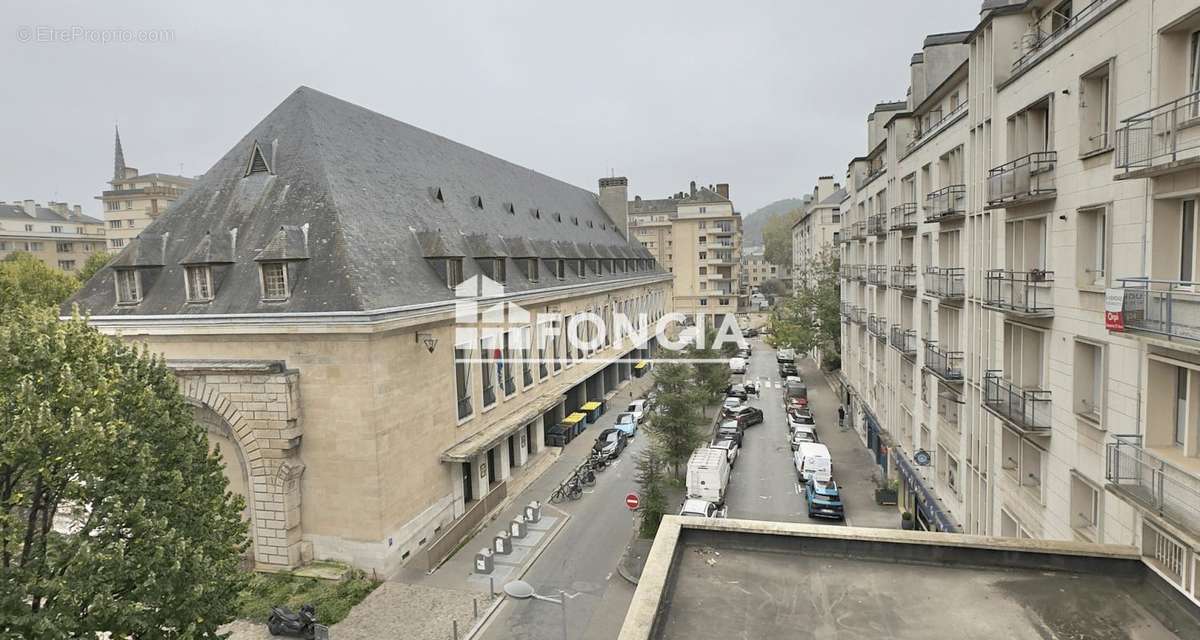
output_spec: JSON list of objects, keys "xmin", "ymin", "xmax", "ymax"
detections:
[{"xmin": 625, "ymin": 492, "xmax": 640, "ymax": 510}]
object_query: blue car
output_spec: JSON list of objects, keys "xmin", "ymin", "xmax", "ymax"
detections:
[
  {"xmin": 805, "ymin": 476, "xmax": 844, "ymax": 520},
  {"xmin": 614, "ymin": 412, "xmax": 638, "ymax": 438}
]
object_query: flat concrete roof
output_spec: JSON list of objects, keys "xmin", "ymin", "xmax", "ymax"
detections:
[{"xmin": 619, "ymin": 518, "xmax": 1200, "ymax": 640}]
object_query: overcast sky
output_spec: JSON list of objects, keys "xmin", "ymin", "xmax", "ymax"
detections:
[{"xmin": 2, "ymin": 1, "xmax": 981, "ymax": 216}]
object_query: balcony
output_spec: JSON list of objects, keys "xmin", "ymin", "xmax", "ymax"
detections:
[
  {"xmin": 984, "ymin": 269, "xmax": 1054, "ymax": 318},
  {"xmin": 1115, "ymin": 90, "xmax": 1200, "ymax": 178},
  {"xmin": 849, "ymin": 221, "xmax": 867, "ymax": 241},
  {"xmin": 1107, "ymin": 435, "xmax": 1200, "ymax": 537},
  {"xmin": 889, "ymin": 326, "xmax": 917, "ymax": 357},
  {"xmin": 986, "ymin": 152, "xmax": 1056, "ymax": 207},
  {"xmin": 840, "ymin": 301, "xmax": 852, "ymax": 322},
  {"xmin": 982, "ymin": 371, "xmax": 1051, "ymax": 435},
  {"xmin": 889, "ymin": 265, "xmax": 917, "ymax": 292},
  {"xmin": 1114, "ymin": 278, "xmax": 1200, "ymax": 343},
  {"xmin": 924, "ymin": 185, "xmax": 966, "ymax": 223},
  {"xmin": 849, "ymin": 264, "xmax": 866, "ymax": 282},
  {"xmin": 924, "ymin": 267, "xmax": 965, "ymax": 304},
  {"xmin": 889, "ymin": 203, "xmax": 918, "ymax": 231},
  {"xmin": 711, "ymin": 224, "xmax": 735, "ymax": 236},
  {"xmin": 866, "ymin": 265, "xmax": 887, "ymax": 287},
  {"xmin": 849, "ymin": 305, "xmax": 867, "ymax": 325},
  {"xmin": 924, "ymin": 341, "xmax": 963, "ymax": 383},
  {"xmin": 1011, "ymin": 0, "xmax": 1119, "ymax": 77},
  {"xmin": 867, "ymin": 314, "xmax": 888, "ymax": 339},
  {"xmin": 100, "ymin": 185, "xmax": 187, "ymax": 199},
  {"xmin": 707, "ymin": 252, "xmax": 736, "ymax": 265},
  {"xmin": 867, "ymin": 213, "xmax": 888, "ymax": 236}
]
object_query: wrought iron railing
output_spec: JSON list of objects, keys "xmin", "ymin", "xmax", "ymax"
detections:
[
  {"xmin": 982, "ymin": 370, "xmax": 1051, "ymax": 433},
  {"xmin": 924, "ymin": 266, "xmax": 965, "ymax": 300},
  {"xmin": 867, "ymin": 314, "xmax": 888, "ymax": 338},
  {"xmin": 1116, "ymin": 90, "xmax": 1200, "ymax": 172},
  {"xmin": 890, "ymin": 203, "xmax": 918, "ymax": 231},
  {"xmin": 924, "ymin": 341, "xmax": 963, "ymax": 382},
  {"xmin": 1116, "ymin": 278, "xmax": 1200, "ymax": 343},
  {"xmin": 840, "ymin": 300, "xmax": 852, "ymax": 320},
  {"xmin": 890, "ymin": 325, "xmax": 917, "ymax": 355},
  {"xmin": 1107, "ymin": 434, "xmax": 1200, "ymax": 536},
  {"xmin": 849, "ymin": 305, "xmax": 867, "ymax": 325},
  {"xmin": 1012, "ymin": 0, "xmax": 1115, "ymax": 74},
  {"xmin": 850, "ymin": 264, "xmax": 866, "ymax": 281},
  {"xmin": 867, "ymin": 265, "xmax": 888, "ymax": 286},
  {"xmin": 984, "ymin": 269, "xmax": 1055, "ymax": 315},
  {"xmin": 890, "ymin": 265, "xmax": 917, "ymax": 290},
  {"xmin": 925, "ymin": 185, "xmax": 966, "ymax": 222},
  {"xmin": 867, "ymin": 213, "xmax": 888, "ymax": 236},
  {"xmin": 850, "ymin": 221, "xmax": 867, "ymax": 240},
  {"xmin": 905, "ymin": 101, "xmax": 968, "ymax": 154},
  {"xmin": 986, "ymin": 151, "xmax": 1056, "ymax": 205}
]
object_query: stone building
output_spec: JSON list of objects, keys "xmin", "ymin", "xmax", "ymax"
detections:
[
  {"xmin": 99, "ymin": 126, "xmax": 193, "ymax": 250},
  {"xmin": 68, "ymin": 87, "xmax": 672, "ymax": 575},
  {"xmin": 629, "ymin": 181, "xmax": 745, "ymax": 320},
  {"xmin": 0, "ymin": 200, "xmax": 106, "ymax": 271},
  {"xmin": 836, "ymin": 0, "xmax": 1200, "ymax": 609},
  {"xmin": 791, "ymin": 175, "xmax": 846, "ymax": 292},
  {"xmin": 742, "ymin": 247, "xmax": 789, "ymax": 291}
]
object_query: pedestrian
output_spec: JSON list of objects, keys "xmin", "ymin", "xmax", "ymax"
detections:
[{"xmin": 837, "ymin": 405, "xmax": 846, "ymax": 427}]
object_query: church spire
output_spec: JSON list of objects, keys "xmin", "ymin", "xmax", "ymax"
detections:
[{"xmin": 113, "ymin": 124, "xmax": 127, "ymax": 182}]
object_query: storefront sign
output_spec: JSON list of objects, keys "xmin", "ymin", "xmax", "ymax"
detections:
[{"xmin": 1104, "ymin": 288, "xmax": 1125, "ymax": 331}]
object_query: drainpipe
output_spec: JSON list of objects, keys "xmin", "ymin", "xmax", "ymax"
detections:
[{"xmin": 1136, "ymin": 160, "xmax": 1150, "ymax": 439}]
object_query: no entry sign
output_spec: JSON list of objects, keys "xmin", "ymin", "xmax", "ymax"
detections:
[{"xmin": 625, "ymin": 493, "xmax": 640, "ymax": 510}]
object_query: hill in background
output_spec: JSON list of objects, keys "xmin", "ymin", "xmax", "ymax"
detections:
[{"xmin": 742, "ymin": 197, "xmax": 806, "ymax": 246}]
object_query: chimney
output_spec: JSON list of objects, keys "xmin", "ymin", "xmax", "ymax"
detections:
[
  {"xmin": 22, "ymin": 200, "xmax": 36, "ymax": 216},
  {"xmin": 73, "ymin": 204, "xmax": 82, "ymax": 218},
  {"xmin": 716, "ymin": 183, "xmax": 730, "ymax": 199},
  {"xmin": 689, "ymin": 181, "xmax": 697, "ymax": 196},
  {"xmin": 598, "ymin": 176, "xmax": 630, "ymax": 238}
]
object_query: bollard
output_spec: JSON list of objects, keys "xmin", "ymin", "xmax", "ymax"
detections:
[
  {"xmin": 474, "ymin": 547, "xmax": 494, "ymax": 574},
  {"xmin": 452, "ymin": 619, "xmax": 458, "ymax": 640},
  {"xmin": 474, "ymin": 597, "xmax": 479, "ymax": 619},
  {"xmin": 490, "ymin": 576, "xmax": 495, "ymax": 596},
  {"xmin": 525, "ymin": 500, "xmax": 542, "ymax": 523},
  {"xmin": 494, "ymin": 531, "xmax": 512, "ymax": 555},
  {"xmin": 510, "ymin": 515, "xmax": 527, "ymax": 539}
]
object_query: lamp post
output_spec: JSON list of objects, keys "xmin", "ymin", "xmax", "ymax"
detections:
[{"xmin": 503, "ymin": 580, "xmax": 578, "ymax": 640}]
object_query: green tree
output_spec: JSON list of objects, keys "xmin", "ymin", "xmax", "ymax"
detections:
[
  {"xmin": 646, "ymin": 362, "xmax": 705, "ymax": 479},
  {"xmin": 761, "ymin": 209, "xmax": 802, "ymax": 267},
  {"xmin": 634, "ymin": 447, "xmax": 668, "ymax": 538},
  {"xmin": 758, "ymin": 278, "xmax": 788, "ymax": 298},
  {"xmin": 771, "ymin": 248, "xmax": 841, "ymax": 369},
  {"xmin": 0, "ymin": 252, "xmax": 80, "ymax": 312},
  {"xmin": 0, "ymin": 308, "xmax": 249, "ymax": 638},
  {"xmin": 76, "ymin": 251, "xmax": 114, "ymax": 284},
  {"xmin": 688, "ymin": 327, "xmax": 732, "ymax": 407}
]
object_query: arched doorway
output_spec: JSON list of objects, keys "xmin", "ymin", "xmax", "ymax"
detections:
[{"xmin": 192, "ymin": 404, "xmax": 256, "ymax": 562}]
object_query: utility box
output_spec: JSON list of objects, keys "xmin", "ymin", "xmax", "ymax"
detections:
[
  {"xmin": 510, "ymin": 515, "xmax": 527, "ymax": 539},
  {"xmin": 475, "ymin": 547, "xmax": 494, "ymax": 574},
  {"xmin": 494, "ymin": 531, "xmax": 512, "ymax": 555},
  {"xmin": 525, "ymin": 500, "xmax": 542, "ymax": 523}
]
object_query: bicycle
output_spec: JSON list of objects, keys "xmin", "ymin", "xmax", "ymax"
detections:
[
  {"xmin": 576, "ymin": 465, "xmax": 596, "ymax": 487},
  {"xmin": 549, "ymin": 482, "xmax": 569, "ymax": 504}
]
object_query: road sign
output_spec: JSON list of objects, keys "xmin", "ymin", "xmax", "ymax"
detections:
[{"xmin": 625, "ymin": 493, "xmax": 640, "ymax": 510}]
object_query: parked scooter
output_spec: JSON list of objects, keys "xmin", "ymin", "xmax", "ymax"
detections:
[{"xmin": 268, "ymin": 603, "xmax": 320, "ymax": 639}]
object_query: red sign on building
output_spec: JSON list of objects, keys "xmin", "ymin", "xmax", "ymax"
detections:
[{"xmin": 1104, "ymin": 288, "xmax": 1125, "ymax": 332}]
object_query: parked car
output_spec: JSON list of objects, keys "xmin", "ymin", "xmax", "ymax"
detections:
[
  {"xmin": 746, "ymin": 328, "xmax": 759, "ymax": 338},
  {"xmin": 778, "ymin": 362, "xmax": 798, "ymax": 377},
  {"xmin": 725, "ymin": 383, "xmax": 748, "ymax": 401},
  {"xmin": 593, "ymin": 428, "xmax": 628, "ymax": 459},
  {"xmin": 626, "ymin": 399, "xmax": 648, "ymax": 424},
  {"xmin": 787, "ymin": 408, "xmax": 816, "ymax": 431},
  {"xmin": 722, "ymin": 396, "xmax": 744, "ymax": 412},
  {"xmin": 790, "ymin": 426, "xmax": 819, "ymax": 450},
  {"xmin": 714, "ymin": 420, "xmax": 743, "ymax": 447},
  {"xmin": 686, "ymin": 448, "xmax": 731, "ymax": 505},
  {"xmin": 729, "ymin": 357, "xmax": 747, "ymax": 375},
  {"xmin": 679, "ymin": 498, "xmax": 726, "ymax": 519},
  {"xmin": 724, "ymin": 404, "xmax": 764, "ymax": 428},
  {"xmin": 614, "ymin": 412, "xmax": 638, "ymax": 438},
  {"xmin": 776, "ymin": 348, "xmax": 796, "ymax": 364},
  {"xmin": 709, "ymin": 438, "xmax": 740, "ymax": 467},
  {"xmin": 804, "ymin": 475, "xmax": 844, "ymax": 520}
]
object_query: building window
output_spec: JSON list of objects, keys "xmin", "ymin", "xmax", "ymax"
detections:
[
  {"xmin": 185, "ymin": 265, "xmax": 214, "ymax": 302},
  {"xmin": 110, "ymin": 238, "xmax": 124, "ymax": 249},
  {"xmin": 260, "ymin": 262, "xmax": 289, "ymax": 300},
  {"xmin": 1079, "ymin": 60, "xmax": 1113, "ymax": 155},
  {"xmin": 520, "ymin": 326, "xmax": 533, "ymax": 387},
  {"xmin": 501, "ymin": 332, "xmax": 515, "ymax": 395},
  {"xmin": 115, "ymin": 269, "xmax": 141, "ymax": 304},
  {"xmin": 549, "ymin": 319, "xmax": 562, "ymax": 372},
  {"xmin": 698, "ymin": 252, "xmax": 707, "ymax": 260},
  {"xmin": 719, "ymin": 298, "xmax": 730, "ymax": 305},
  {"xmin": 50, "ymin": 225, "xmax": 62, "ymax": 233},
  {"xmin": 124, "ymin": 200, "xmax": 133, "ymax": 210},
  {"xmin": 1191, "ymin": 31, "xmax": 1200, "ymax": 97},
  {"xmin": 550, "ymin": 259, "xmax": 565, "ymax": 280},
  {"xmin": 1073, "ymin": 340, "xmax": 1104, "ymax": 425},
  {"xmin": 699, "ymin": 299, "xmax": 708, "ymax": 306},
  {"xmin": 699, "ymin": 266, "xmax": 707, "ymax": 275},
  {"xmin": 126, "ymin": 219, "xmax": 135, "ymax": 228},
  {"xmin": 524, "ymin": 257, "xmax": 539, "ymax": 283},
  {"xmin": 56, "ymin": 242, "xmax": 73, "ymax": 253},
  {"xmin": 1076, "ymin": 206, "xmax": 1108, "ymax": 288},
  {"xmin": 1069, "ymin": 472, "xmax": 1101, "ymax": 541},
  {"xmin": 109, "ymin": 220, "xmax": 121, "ymax": 229},
  {"xmin": 27, "ymin": 242, "xmax": 42, "ymax": 252},
  {"xmin": 480, "ymin": 337, "xmax": 496, "ymax": 408},
  {"xmin": 24, "ymin": 224, "xmax": 33, "ymax": 232},
  {"xmin": 455, "ymin": 343, "xmax": 473, "ymax": 420},
  {"xmin": 1176, "ymin": 367, "xmax": 1189, "ymax": 448},
  {"xmin": 57, "ymin": 260, "xmax": 75, "ymax": 271}
]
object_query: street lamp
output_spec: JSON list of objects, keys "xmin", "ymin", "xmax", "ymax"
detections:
[{"xmin": 503, "ymin": 579, "xmax": 578, "ymax": 640}]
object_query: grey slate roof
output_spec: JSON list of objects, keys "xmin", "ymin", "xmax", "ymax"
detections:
[
  {"xmin": 819, "ymin": 187, "xmax": 848, "ymax": 206},
  {"xmin": 68, "ymin": 86, "xmax": 662, "ymax": 316},
  {"xmin": 0, "ymin": 203, "xmax": 102, "ymax": 225}
]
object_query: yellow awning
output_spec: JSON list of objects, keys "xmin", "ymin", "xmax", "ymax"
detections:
[
  {"xmin": 563, "ymin": 412, "xmax": 588, "ymax": 425},
  {"xmin": 634, "ymin": 361, "xmax": 648, "ymax": 369},
  {"xmin": 581, "ymin": 401, "xmax": 602, "ymax": 411}
]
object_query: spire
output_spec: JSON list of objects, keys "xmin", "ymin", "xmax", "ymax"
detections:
[{"xmin": 113, "ymin": 124, "xmax": 126, "ymax": 182}]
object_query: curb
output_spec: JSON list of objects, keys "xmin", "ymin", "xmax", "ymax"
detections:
[{"xmin": 615, "ymin": 524, "xmax": 647, "ymax": 586}]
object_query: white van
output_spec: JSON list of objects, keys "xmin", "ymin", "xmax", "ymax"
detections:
[
  {"xmin": 729, "ymin": 357, "xmax": 747, "ymax": 374},
  {"xmin": 793, "ymin": 442, "xmax": 832, "ymax": 483},
  {"xmin": 686, "ymin": 447, "xmax": 731, "ymax": 505}
]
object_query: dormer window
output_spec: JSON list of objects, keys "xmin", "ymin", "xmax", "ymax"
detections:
[
  {"xmin": 548, "ymin": 259, "xmax": 565, "ymax": 280},
  {"xmin": 574, "ymin": 259, "xmax": 585, "ymax": 279},
  {"xmin": 479, "ymin": 257, "xmax": 506, "ymax": 284},
  {"xmin": 260, "ymin": 262, "xmax": 290, "ymax": 300},
  {"xmin": 523, "ymin": 258, "xmax": 539, "ymax": 283},
  {"xmin": 115, "ymin": 269, "xmax": 141, "ymax": 304},
  {"xmin": 185, "ymin": 265, "xmax": 214, "ymax": 302},
  {"xmin": 602, "ymin": 259, "xmax": 612, "ymax": 274},
  {"xmin": 587, "ymin": 259, "xmax": 599, "ymax": 275}
]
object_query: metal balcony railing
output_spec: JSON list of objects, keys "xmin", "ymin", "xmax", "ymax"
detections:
[
  {"xmin": 849, "ymin": 305, "xmax": 867, "ymax": 325},
  {"xmin": 986, "ymin": 152, "xmax": 1056, "ymax": 206},
  {"xmin": 840, "ymin": 300, "xmax": 852, "ymax": 320},
  {"xmin": 1012, "ymin": 0, "xmax": 1116, "ymax": 74},
  {"xmin": 925, "ymin": 185, "xmax": 966, "ymax": 222},
  {"xmin": 850, "ymin": 264, "xmax": 866, "ymax": 282},
  {"xmin": 905, "ymin": 101, "xmax": 968, "ymax": 154},
  {"xmin": 982, "ymin": 370, "xmax": 1051, "ymax": 434},
  {"xmin": 1116, "ymin": 278, "xmax": 1200, "ymax": 343},
  {"xmin": 867, "ymin": 213, "xmax": 888, "ymax": 236},
  {"xmin": 712, "ymin": 224, "xmax": 735, "ymax": 235},
  {"xmin": 889, "ymin": 326, "xmax": 917, "ymax": 355},
  {"xmin": 890, "ymin": 203, "xmax": 918, "ymax": 231},
  {"xmin": 838, "ymin": 264, "xmax": 850, "ymax": 280},
  {"xmin": 850, "ymin": 221, "xmax": 867, "ymax": 241},
  {"xmin": 984, "ymin": 269, "xmax": 1054, "ymax": 316},
  {"xmin": 1107, "ymin": 434, "xmax": 1200, "ymax": 536},
  {"xmin": 867, "ymin": 265, "xmax": 888, "ymax": 286},
  {"xmin": 890, "ymin": 265, "xmax": 917, "ymax": 291},
  {"xmin": 867, "ymin": 314, "xmax": 888, "ymax": 339},
  {"xmin": 1116, "ymin": 90, "xmax": 1200, "ymax": 173},
  {"xmin": 924, "ymin": 267, "xmax": 965, "ymax": 301},
  {"xmin": 924, "ymin": 341, "xmax": 964, "ymax": 382}
]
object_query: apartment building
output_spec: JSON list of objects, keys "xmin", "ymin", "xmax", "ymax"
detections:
[
  {"xmin": 99, "ymin": 126, "xmax": 193, "ymax": 250},
  {"xmin": 0, "ymin": 200, "xmax": 106, "ymax": 272},
  {"xmin": 629, "ymin": 181, "xmax": 745, "ymax": 320},
  {"xmin": 791, "ymin": 175, "xmax": 846, "ymax": 292},
  {"xmin": 837, "ymin": 0, "xmax": 1200, "ymax": 608},
  {"xmin": 68, "ymin": 87, "xmax": 671, "ymax": 575},
  {"xmin": 743, "ymin": 246, "xmax": 790, "ymax": 290}
]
